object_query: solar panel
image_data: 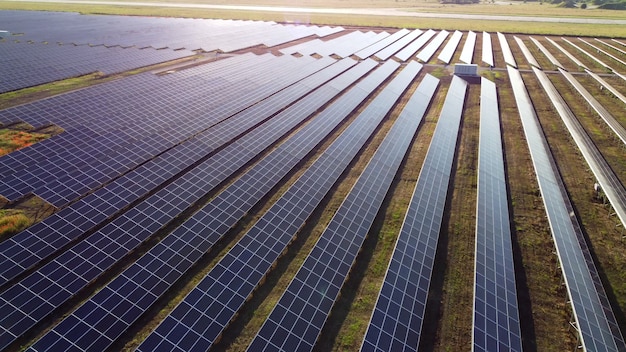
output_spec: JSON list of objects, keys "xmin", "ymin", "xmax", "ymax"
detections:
[
  {"xmin": 585, "ymin": 69, "xmax": 626, "ymax": 106},
  {"xmin": 497, "ymin": 32, "xmax": 517, "ymax": 68},
  {"xmin": 513, "ymin": 36, "xmax": 540, "ymax": 68},
  {"xmin": 0, "ymin": 58, "xmax": 359, "ymax": 351},
  {"xmin": 472, "ymin": 78, "xmax": 522, "ymax": 352},
  {"xmin": 544, "ymin": 37, "xmax": 588, "ymax": 69},
  {"xmin": 508, "ymin": 66, "xmax": 626, "ymax": 352},
  {"xmin": 361, "ymin": 75, "xmax": 468, "ymax": 352},
  {"xmin": 529, "ymin": 36, "xmax": 563, "ymax": 69},
  {"xmin": 375, "ymin": 29, "xmax": 423, "ymax": 61},
  {"xmin": 460, "ymin": 31, "xmax": 477, "ymax": 64},
  {"xmin": 579, "ymin": 37, "xmax": 626, "ymax": 68},
  {"xmin": 482, "ymin": 32, "xmax": 494, "ymax": 67},
  {"xmin": 354, "ymin": 28, "xmax": 410, "ymax": 60},
  {"xmin": 249, "ymin": 64, "xmax": 437, "ymax": 352},
  {"xmin": 136, "ymin": 60, "xmax": 405, "ymax": 352},
  {"xmin": 437, "ymin": 30, "xmax": 463, "ymax": 64},
  {"xmin": 393, "ymin": 29, "xmax": 430, "ymax": 62},
  {"xmin": 28, "ymin": 59, "xmax": 377, "ymax": 352},
  {"xmin": 535, "ymin": 67, "xmax": 626, "ymax": 236},
  {"xmin": 561, "ymin": 37, "xmax": 612, "ymax": 71},
  {"xmin": 335, "ymin": 31, "xmax": 389, "ymax": 58},
  {"xmin": 416, "ymin": 30, "xmax": 449, "ymax": 62},
  {"xmin": 0, "ymin": 57, "xmax": 339, "ymax": 288}
]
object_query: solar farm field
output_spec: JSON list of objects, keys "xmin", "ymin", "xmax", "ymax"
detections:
[{"xmin": 0, "ymin": 10, "xmax": 626, "ymax": 352}]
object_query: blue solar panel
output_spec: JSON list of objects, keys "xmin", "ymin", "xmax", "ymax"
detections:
[
  {"xmin": 250, "ymin": 68, "xmax": 438, "ymax": 352},
  {"xmin": 507, "ymin": 66, "xmax": 626, "ymax": 352},
  {"xmin": 136, "ymin": 60, "xmax": 405, "ymax": 352},
  {"xmin": 361, "ymin": 75, "xmax": 468, "ymax": 352},
  {"xmin": 472, "ymin": 78, "xmax": 522, "ymax": 352},
  {"xmin": 28, "ymin": 59, "xmax": 375, "ymax": 352}
]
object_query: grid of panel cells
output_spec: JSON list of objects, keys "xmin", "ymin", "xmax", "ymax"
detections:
[
  {"xmin": 497, "ymin": 32, "xmax": 517, "ymax": 68},
  {"xmin": 460, "ymin": 30, "xmax": 477, "ymax": 64},
  {"xmin": 354, "ymin": 29, "xmax": 410, "ymax": 60},
  {"xmin": 0, "ymin": 55, "xmax": 327, "ymax": 206},
  {"xmin": 286, "ymin": 31, "xmax": 385, "ymax": 58},
  {"xmin": 472, "ymin": 78, "xmax": 522, "ymax": 352},
  {"xmin": 361, "ymin": 75, "xmax": 468, "ymax": 352},
  {"xmin": 28, "ymin": 59, "xmax": 378, "ymax": 352},
  {"xmin": 393, "ymin": 29, "xmax": 427, "ymax": 62},
  {"xmin": 0, "ymin": 58, "xmax": 359, "ymax": 351},
  {"xmin": 135, "ymin": 60, "xmax": 404, "ymax": 352},
  {"xmin": 0, "ymin": 56, "xmax": 338, "ymax": 287},
  {"xmin": 437, "ymin": 30, "xmax": 463, "ymax": 64},
  {"xmin": 507, "ymin": 66, "xmax": 626, "ymax": 352},
  {"xmin": 416, "ymin": 30, "xmax": 449, "ymax": 62},
  {"xmin": 249, "ymin": 67, "xmax": 438, "ymax": 352},
  {"xmin": 535, "ymin": 67, "xmax": 626, "ymax": 233},
  {"xmin": 0, "ymin": 10, "xmax": 343, "ymax": 52},
  {"xmin": 0, "ymin": 40, "xmax": 194, "ymax": 93}
]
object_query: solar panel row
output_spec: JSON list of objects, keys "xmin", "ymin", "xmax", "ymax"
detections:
[
  {"xmin": 28, "ymin": 58, "xmax": 379, "ymax": 352},
  {"xmin": 393, "ymin": 29, "xmax": 429, "ymax": 62},
  {"xmin": 0, "ymin": 40, "xmax": 194, "ymax": 93},
  {"xmin": 375, "ymin": 29, "xmax": 423, "ymax": 61},
  {"xmin": 579, "ymin": 37, "xmax": 626, "ymax": 68},
  {"xmin": 438, "ymin": 30, "xmax": 463, "ymax": 64},
  {"xmin": 416, "ymin": 30, "xmax": 449, "ymax": 63},
  {"xmin": 544, "ymin": 37, "xmax": 587, "ymax": 69},
  {"xmin": 0, "ymin": 57, "xmax": 358, "ymax": 351},
  {"xmin": 249, "ymin": 62, "xmax": 429, "ymax": 352},
  {"xmin": 335, "ymin": 31, "xmax": 391, "ymax": 58},
  {"xmin": 460, "ymin": 31, "xmax": 477, "ymax": 64},
  {"xmin": 0, "ymin": 10, "xmax": 341, "ymax": 53},
  {"xmin": 0, "ymin": 57, "xmax": 340, "ymax": 287},
  {"xmin": 472, "ymin": 78, "xmax": 522, "ymax": 352},
  {"xmin": 585, "ymin": 69, "xmax": 626, "ymax": 106},
  {"xmin": 482, "ymin": 32, "xmax": 494, "ymax": 67},
  {"xmin": 354, "ymin": 29, "xmax": 411, "ymax": 60},
  {"xmin": 507, "ymin": 66, "xmax": 626, "ymax": 352},
  {"xmin": 0, "ymin": 55, "xmax": 318, "ymax": 204},
  {"xmin": 535, "ymin": 67, "xmax": 626, "ymax": 243},
  {"xmin": 497, "ymin": 32, "xmax": 517, "ymax": 68},
  {"xmin": 136, "ymin": 60, "xmax": 404, "ymax": 352},
  {"xmin": 513, "ymin": 36, "xmax": 540, "ymax": 68},
  {"xmin": 596, "ymin": 38, "xmax": 626, "ymax": 56},
  {"xmin": 361, "ymin": 75, "xmax": 468, "ymax": 352},
  {"xmin": 529, "ymin": 37, "xmax": 563, "ymax": 69}
]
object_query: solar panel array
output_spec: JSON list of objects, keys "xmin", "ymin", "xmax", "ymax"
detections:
[
  {"xmin": 545, "ymin": 37, "xmax": 588, "ymax": 69},
  {"xmin": 534, "ymin": 67, "xmax": 626, "ymax": 237},
  {"xmin": 137, "ymin": 60, "xmax": 406, "ymax": 352},
  {"xmin": 497, "ymin": 32, "xmax": 517, "ymax": 68},
  {"xmin": 29, "ymin": 58, "xmax": 379, "ymax": 352},
  {"xmin": 482, "ymin": 32, "xmax": 494, "ymax": 67},
  {"xmin": 438, "ymin": 30, "xmax": 463, "ymax": 64},
  {"xmin": 417, "ymin": 30, "xmax": 449, "ymax": 63},
  {"xmin": 472, "ymin": 78, "xmax": 522, "ymax": 352},
  {"xmin": 0, "ymin": 10, "xmax": 342, "ymax": 52},
  {"xmin": 529, "ymin": 36, "xmax": 563, "ymax": 69},
  {"xmin": 0, "ymin": 40, "xmax": 194, "ymax": 93},
  {"xmin": 249, "ymin": 64, "xmax": 437, "ymax": 352},
  {"xmin": 579, "ymin": 37, "xmax": 626, "ymax": 68},
  {"xmin": 394, "ymin": 30, "xmax": 430, "ymax": 62},
  {"xmin": 596, "ymin": 38, "xmax": 626, "ymax": 56},
  {"xmin": 585, "ymin": 69, "xmax": 626, "ymax": 106},
  {"xmin": 460, "ymin": 31, "xmax": 477, "ymax": 64},
  {"xmin": 513, "ymin": 36, "xmax": 540, "ymax": 68},
  {"xmin": 375, "ymin": 29, "xmax": 423, "ymax": 61},
  {"xmin": 508, "ymin": 66, "xmax": 626, "ymax": 352},
  {"xmin": 0, "ymin": 56, "xmax": 360, "ymax": 351},
  {"xmin": 361, "ymin": 75, "xmax": 468, "ymax": 352},
  {"xmin": 354, "ymin": 28, "xmax": 410, "ymax": 59}
]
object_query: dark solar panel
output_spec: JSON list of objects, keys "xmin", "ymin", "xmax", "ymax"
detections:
[
  {"xmin": 508, "ymin": 66, "xmax": 626, "ymax": 352},
  {"xmin": 472, "ymin": 78, "xmax": 522, "ymax": 352},
  {"xmin": 136, "ymin": 60, "xmax": 406, "ymax": 352},
  {"xmin": 361, "ymin": 75, "xmax": 468, "ymax": 352},
  {"xmin": 250, "ymin": 67, "xmax": 438, "ymax": 352},
  {"xmin": 28, "ymin": 59, "xmax": 375, "ymax": 352},
  {"xmin": 0, "ymin": 57, "xmax": 353, "ymax": 351}
]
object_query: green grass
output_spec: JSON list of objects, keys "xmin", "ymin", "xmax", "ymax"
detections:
[
  {"xmin": 0, "ymin": 210, "xmax": 30, "ymax": 239},
  {"xmin": 1, "ymin": 1, "xmax": 625, "ymax": 37}
]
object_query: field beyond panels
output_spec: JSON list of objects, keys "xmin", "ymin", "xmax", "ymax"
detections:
[{"xmin": 0, "ymin": 11, "xmax": 625, "ymax": 352}]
